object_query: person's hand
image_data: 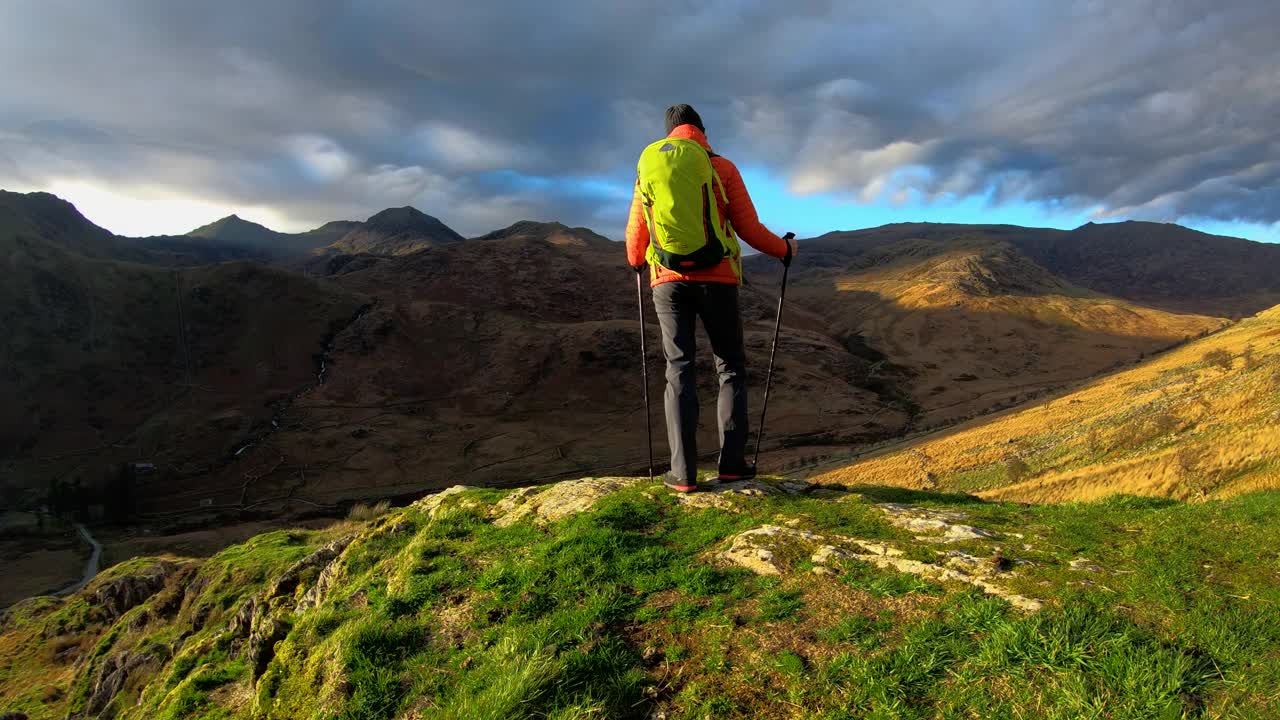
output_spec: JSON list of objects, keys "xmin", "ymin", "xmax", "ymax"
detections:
[
  {"xmin": 632, "ymin": 263, "xmax": 646, "ymax": 274},
  {"xmin": 782, "ymin": 232, "xmax": 797, "ymax": 267}
]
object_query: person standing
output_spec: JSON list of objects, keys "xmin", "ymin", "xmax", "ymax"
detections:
[{"xmin": 626, "ymin": 103, "xmax": 798, "ymax": 492}]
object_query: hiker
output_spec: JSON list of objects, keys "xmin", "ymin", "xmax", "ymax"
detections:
[{"xmin": 626, "ymin": 103, "xmax": 798, "ymax": 493}]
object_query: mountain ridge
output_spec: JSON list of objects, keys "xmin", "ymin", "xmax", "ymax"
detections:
[
  {"xmin": 0, "ymin": 187, "xmax": 1266, "ymax": 522},
  {"xmin": 324, "ymin": 206, "xmax": 464, "ymax": 257}
]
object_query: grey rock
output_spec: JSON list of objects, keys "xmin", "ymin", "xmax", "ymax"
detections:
[
  {"xmin": 89, "ymin": 561, "xmax": 180, "ymax": 623},
  {"xmin": 69, "ymin": 650, "xmax": 158, "ymax": 719}
]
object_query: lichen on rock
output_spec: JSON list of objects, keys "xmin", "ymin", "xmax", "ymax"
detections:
[
  {"xmin": 717, "ymin": 513, "xmax": 1043, "ymax": 612},
  {"xmin": 675, "ymin": 480, "xmax": 783, "ymax": 511},
  {"xmin": 875, "ymin": 503, "xmax": 998, "ymax": 542},
  {"xmin": 491, "ymin": 477, "xmax": 643, "ymax": 526}
]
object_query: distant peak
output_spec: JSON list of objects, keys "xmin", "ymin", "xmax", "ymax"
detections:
[
  {"xmin": 494, "ymin": 220, "xmax": 569, "ymax": 234},
  {"xmin": 473, "ymin": 220, "xmax": 610, "ymax": 246},
  {"xmin": 0, "ymin": 189, "xmax": 105, "ymax": 233},
  {"xmin": 204, "ymin": 214, "xmax": 253, "ymax": 227},
  {"xmin": 358, "ymin": 207, "xmax": 464, "ymax": 243},
  {"xmin": 366, "ymin": 206, "xmax": 435, "ymax": 223},
  {"xmin": 187, "ymin": 213, "xmax": 277, "ymax": 240}
]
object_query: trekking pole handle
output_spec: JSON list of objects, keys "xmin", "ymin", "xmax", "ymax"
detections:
[{"xmin": 782, "ymin": 232, "xmax": 795, "ymax": 267}]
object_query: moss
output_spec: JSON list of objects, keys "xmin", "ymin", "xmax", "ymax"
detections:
[{"xmin": 7, "ymin": 482, "xmax": 1280, "ymax": 718}]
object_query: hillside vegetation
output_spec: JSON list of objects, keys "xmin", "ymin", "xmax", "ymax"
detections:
[
  {"xmin": 252, "ymin": 225, "xmax": 907, "ymax": 506},
  {"xmin": 752, "ymin": 235, "xmax": 1225, "ymax": 425},
  {"xmin": 815, "ymin": 305, "xmax": 1280, "ymax": 503},
  {"xmin": 0, "ymin": 224, "xmax": 366, "ymax": 513},
  {"xmin": 1, "ymin": 477, "xmax": 1278, "ymax": 718}
]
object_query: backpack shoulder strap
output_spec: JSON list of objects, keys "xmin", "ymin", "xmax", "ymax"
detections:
[{"xmin": 704, "ymin": 151, "xmax": 729, "ymax": 203}]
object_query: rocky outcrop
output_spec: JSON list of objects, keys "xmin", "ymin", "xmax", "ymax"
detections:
[
  {"xmin": 872, "ymin": 503, "xmax": 997, "ymax": 543},
  {"xmin": 296, "ymin": 537, "xmax": 361, "ymax": 614},
  {"xmin": 492, "ymin": 477, "xmax": 643, "ymax": 526},
  {"xmin": 89, "ymin": 561, "xmax": 185, "ymax": 623},
  {"xmin": 413, "ymin": 485, "xmax": 481, "ymax": 518},
  {"xmin": 718, "ymin": 520, "xmax": 1043, "ymax": 612},
  {"xmin": 268, "ymin": 536, "xmax": 354, "ymax": 605},
  {"xmin": 69, "ymin": 650, "xmax": 162, "ymax": 720},
  {"xmin": 674, "ymin": 479, "xmax": 789, "ymax": 511},
  {"xmin": 230, "ymin": 536, "xmax": 354, "ymax": 681}
]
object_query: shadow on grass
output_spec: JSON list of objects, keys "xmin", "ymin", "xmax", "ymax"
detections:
[
  {"xmin": 1092, "ymin": 494, "xmax": 1181, "ymax": 510},
  {"xmin": 838, "ymin": 484, "xmax": 988, "ymax": 506}
]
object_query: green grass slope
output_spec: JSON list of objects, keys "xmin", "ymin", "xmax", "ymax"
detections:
[{"xmin": 2, "ymin": 478, "xmax": 1277, "ymax": 718}]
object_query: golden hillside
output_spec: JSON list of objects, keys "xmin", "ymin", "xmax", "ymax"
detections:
[
  {"xmin": 813, "ymin": 304, "xmax": 1280, "ymax": 502},
  {"xmin": 779, "ymin": 237, "xmax": 1226, "ymax": 425}
]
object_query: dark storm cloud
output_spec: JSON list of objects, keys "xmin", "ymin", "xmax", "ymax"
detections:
[{"xmin": 1, "ymin": 0, "xmax": 1278, "ymax": 235}]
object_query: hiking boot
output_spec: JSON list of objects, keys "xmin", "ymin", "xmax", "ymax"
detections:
[
  {"xmin": 662, "ymin": 472, "xmax": 698, "ymax": 493},
  {"xmin": 713, "ymin": 463, "xmax": 757, "ymax": 484}
]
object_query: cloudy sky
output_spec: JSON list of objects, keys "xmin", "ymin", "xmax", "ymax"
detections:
[{"xmin": 2, "ymin": 1, "xmax": 1278, "ymax": 241}]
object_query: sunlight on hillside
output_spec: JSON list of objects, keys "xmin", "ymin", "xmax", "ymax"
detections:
[{"xmin": 816, "ymin": 306, "xmax": 1280, "ymax": 502}]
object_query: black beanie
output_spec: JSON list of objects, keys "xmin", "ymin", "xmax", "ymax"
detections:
[{"xmin": 665, "ymin": 104, "xmax": 705, "ymax": 134}]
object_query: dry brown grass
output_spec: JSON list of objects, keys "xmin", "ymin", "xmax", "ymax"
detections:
[
  {"xmin": 815, "ymin": 305, "xmax": 1280, "ymax": 503},
  {"xmin": 346, "ymin": 500, "xmax": 392, "ymax": 522}
]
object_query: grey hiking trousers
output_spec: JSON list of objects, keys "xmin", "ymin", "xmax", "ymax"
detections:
[{"xmin": 652, "ymin": 281, "xmax": 749, "ymax": 481}]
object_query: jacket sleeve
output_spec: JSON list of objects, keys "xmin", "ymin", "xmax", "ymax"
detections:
[
  {"xmin": 716, "ymin": 158, "xmax": 789, "ymax": 258},
  {"xmin": 624, "ymin": 180, "xmax": 649, "ymax": 267}
]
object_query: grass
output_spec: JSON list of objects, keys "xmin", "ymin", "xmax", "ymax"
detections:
[
  {"xmin": 4, "ymin": 482, "xmax": 1280, "ymax": 718},
  {"xmin": 347, "ymin": 501, "xmax": 392, "ymax": 522},
  {"xmin": 817, "ymin": 307, "xmax": 1280, "ymax": 502}
]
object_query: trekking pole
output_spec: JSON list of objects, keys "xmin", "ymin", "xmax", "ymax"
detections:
[
  {"xmin": 753, "ymin": 233, "xmax": 796, "ymax": 469},
  {"xmin": 635, "ymin": 265, "xmax": 655, "ymax": 480}
]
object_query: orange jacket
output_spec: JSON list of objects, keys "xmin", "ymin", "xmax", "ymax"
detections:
[{"xmin": 625, "ymin": 124, "xmax": 790, "ymax": 287}]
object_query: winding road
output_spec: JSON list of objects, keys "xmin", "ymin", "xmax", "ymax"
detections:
[{"xmin": 55, "ymin": 523, "xmax": 102, "ymax": 596}]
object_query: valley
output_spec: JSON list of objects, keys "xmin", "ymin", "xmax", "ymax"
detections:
[
  {"xmin": 4, "ymin": 191, "xmax": 1280, "ymax": 719},
  {"xmin": 4, "ymin": 190, "xmax": 1280, "ymax": 614}
]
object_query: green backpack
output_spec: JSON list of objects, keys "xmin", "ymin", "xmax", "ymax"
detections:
[{"xmin": 637, "ymin": 137, "xmax": 740, "ymax": 275}]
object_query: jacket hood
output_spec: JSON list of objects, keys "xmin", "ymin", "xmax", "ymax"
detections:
[{"xmin": 668, "ymin": 124, "xmax": 711, "ymax": 151}]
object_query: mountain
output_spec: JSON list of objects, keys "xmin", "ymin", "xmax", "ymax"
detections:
[
  {"xmin": 0, "ymin": 190, "xmax": 476, "ymax": 268},
  {"xmin": 0, "ymin": 190, "xmax": 137, "ymax": 261},
  {"xmin": 814, "ymin": 302, "xmax": 1280, "ymax": 502},
  {"xmin": 5, "ymin": 190, "xmax": 1278, "ymax": 520},
  {"xmin": 8, "ymin": 193, "xmax": 1280, "ymax": 717},
  {"xmin": 324, "ymin": 206, "xmax": 465, "ymax": 256},
  {"xmin": 0, "ymin": 210, "xmax": 369, "ymax": 517},
  {"xmin": 473, "ymin": 220, "xmax": 613, "ymax": 247},
  {"xmin": 0, "ymin": 198, "xmax": 908, "ymax": 525},
  {"xmin": 801, "ymin": 220, "xmax": 1280, "ymax": 318},
  {"xmin": 2, "ymin": 474, "xmax": 1277, "ymax": 717},
  {"xmin": 186, "ymin": 214, "xmax": 283, "ymax": 247},
  {"xmin": 225, "ymin": 222, "xmax": 910, "ymax": 507},
  {"xmin": 0, "ymin": 190, "xmax": 473, "ymax": 265},
  {"xmin": 166, "ymin": 214, "xmax": 373, "ymax": 261},
  {"xmin": 1014, "ymin": 220, "xmax": 1280, "ymax": 316},
  {"xmin": 162, "ymin": 207, "xmax": 468, "ymax": 265},
  {"xmin": 747, "ymin": 231, "xmax": 1226, "ymax": 426},
  {"xmin": 302, "ymin": 220, "xmax": 364, "ymax": 242}
]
